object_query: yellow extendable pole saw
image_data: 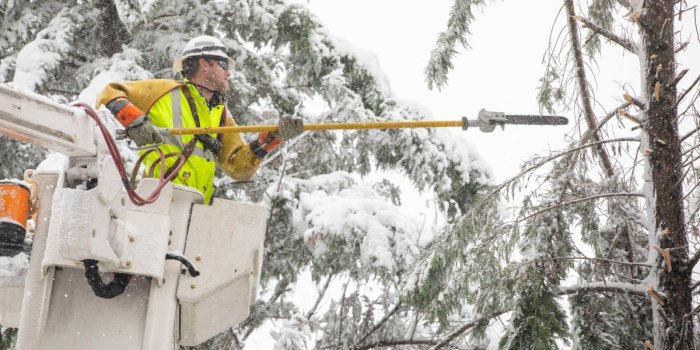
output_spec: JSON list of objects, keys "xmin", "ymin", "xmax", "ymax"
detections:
[{"xmin": 164, "ymin": 109, "xmax": 568, "ymax": 136}]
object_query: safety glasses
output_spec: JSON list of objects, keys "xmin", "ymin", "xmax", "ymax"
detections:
[{"xmin": 212, "ymin": 58, "xmax": 229, "ymax": 71}]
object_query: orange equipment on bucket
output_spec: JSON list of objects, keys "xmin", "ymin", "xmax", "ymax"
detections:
[{"xmin": 0, "ymin": 181, "xmax": 31, "ymax": 256}]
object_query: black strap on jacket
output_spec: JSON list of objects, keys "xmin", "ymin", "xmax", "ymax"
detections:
[{"xmin": 181, "ymin": 86, "xmax": 223, "ymax": 155}]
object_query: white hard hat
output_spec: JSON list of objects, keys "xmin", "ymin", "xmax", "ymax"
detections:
[{"xmin": 172, "ymin": 35, "xmax": 235, "ymax": 73}]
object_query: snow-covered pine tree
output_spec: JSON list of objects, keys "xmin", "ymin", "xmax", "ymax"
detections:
[
  {"xmin": 409, "ymin": 0, "xmax": 699, "ymax": 348},
  {"xmin": 0, "ymin": 1, "xmax": 491, "ymax": 348}
]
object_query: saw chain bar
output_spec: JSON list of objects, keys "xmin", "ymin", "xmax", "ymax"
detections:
[{"xmin": 462, "ymin": 109, "xmax": 569, "ymax": 132}]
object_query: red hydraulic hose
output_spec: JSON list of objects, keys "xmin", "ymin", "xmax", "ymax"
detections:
[{"xmin": 71, "ymin": 102, "xmax": 188, "ymax": 206}]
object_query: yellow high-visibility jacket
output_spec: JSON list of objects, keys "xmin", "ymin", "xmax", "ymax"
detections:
[{"xmin": 96, "ymin": 79, "xmax": 262, "ymax": 203}]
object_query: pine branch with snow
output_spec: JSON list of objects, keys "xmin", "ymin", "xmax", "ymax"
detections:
[{"xmin": 425, "ymin": 0, "xmax": 490, "ymax": 91}]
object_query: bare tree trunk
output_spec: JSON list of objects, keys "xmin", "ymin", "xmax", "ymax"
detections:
[{"xmin": 639, "ymin": 1, "xmax": 693, "ymax": 348}]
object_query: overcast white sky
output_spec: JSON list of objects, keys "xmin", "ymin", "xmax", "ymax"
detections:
[
  {"xmin": 292, "ymin": 0, "xmax": 595, "ymax": 182},
  {"xmin": 292, "ymin": 1, "xmax": 700, "ymax": 184}
]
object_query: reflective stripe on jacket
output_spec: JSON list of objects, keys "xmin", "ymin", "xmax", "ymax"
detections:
[{"xmin": 96, "ymin": 79, "xmax": 262, "ymax": 203}]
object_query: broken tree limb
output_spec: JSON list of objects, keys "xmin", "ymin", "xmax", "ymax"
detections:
[
  {"xmin": 565, "ymin": 0, "xmax": 615, "ymax": 177},
  {"xmin": 573, "ymin": 15, "xmax": 638, "ymax": 53}
]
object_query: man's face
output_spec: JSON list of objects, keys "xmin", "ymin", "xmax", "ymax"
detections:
[{"xmin": 199, "ymin": 57, "xmax": 230, "ymax": 93}]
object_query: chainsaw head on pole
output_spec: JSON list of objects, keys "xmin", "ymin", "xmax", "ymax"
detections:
[{"xmin": 462, "ymin": 108, "xmax": 568, "ymax": 133}]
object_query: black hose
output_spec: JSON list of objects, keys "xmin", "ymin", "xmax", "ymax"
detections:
[
  {"xmin": 82, "ymin": 259, "xmax": 131, "ymax": 299},
  {"xmin": 165, "ymin": 253, "xmax": 200, "ymax": 277}
]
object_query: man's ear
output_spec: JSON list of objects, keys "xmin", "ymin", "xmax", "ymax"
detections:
[{"xmin": 198, "ymin": 57, "xmax": 210, "ymax": 69}]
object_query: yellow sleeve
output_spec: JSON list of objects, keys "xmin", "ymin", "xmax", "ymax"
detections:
[
  {"xmin": 217, "ymin": 114, "xmax": 263, "ymax": 181},
  {"xmin": 95, "ymin": 79, "xmax": 183, "ymax": 112}
]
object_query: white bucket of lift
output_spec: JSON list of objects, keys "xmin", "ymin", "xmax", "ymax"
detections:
[{"xmin": 177, "ymin": 199, "xmax": 267, "ymax": 346}]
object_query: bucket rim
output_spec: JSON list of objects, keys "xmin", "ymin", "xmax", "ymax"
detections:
[{"xmin": 0, "ymin": 180, "xmax": 30, "ymax": 192}]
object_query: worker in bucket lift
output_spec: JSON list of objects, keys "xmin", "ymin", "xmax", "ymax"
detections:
[{"xmin": 96, "ymin": 35, "xmax": 303, "ymax": 204}]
